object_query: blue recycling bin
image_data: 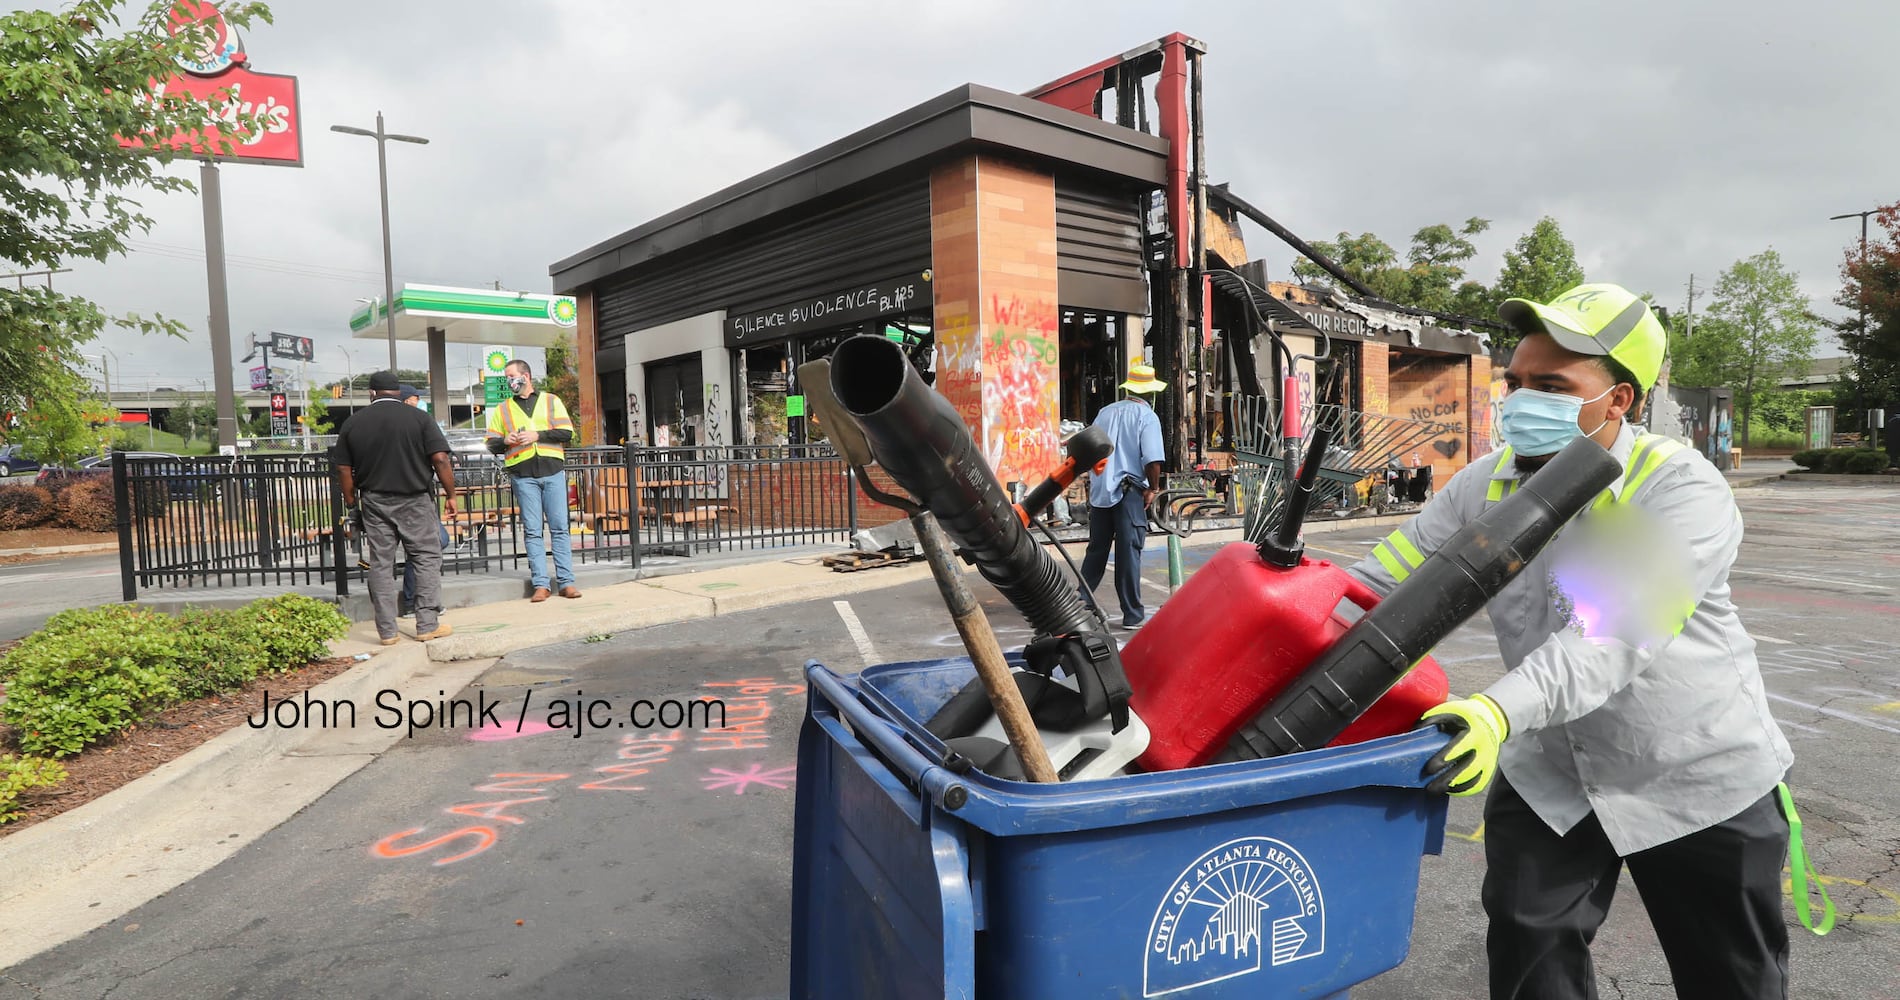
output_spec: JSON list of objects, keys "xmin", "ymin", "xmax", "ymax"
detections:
[{"xmin": 790, "ymin": 657, "xmax": 1451, "ymax": 1000}]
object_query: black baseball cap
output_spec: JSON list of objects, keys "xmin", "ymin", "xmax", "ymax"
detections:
[{"xmin": 368, "ymin": 371, "xmax": 401, "ymax": 391}]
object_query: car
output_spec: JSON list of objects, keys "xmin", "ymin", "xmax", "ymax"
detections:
[
  {"xmin": 0, "ymin": 444, "xmax": 40, "ymax": 478},
  {"xmin": 36, "ymin": 452, "xmax": 225, "ymax": 502}
]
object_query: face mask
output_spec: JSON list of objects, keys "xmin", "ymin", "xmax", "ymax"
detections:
[
  {"xmin": 506, "ymin": 376, "xmax": 527, "ymax": 394},
  {"xmin": 1498, "ymin": 386, "xmax": 1614, "ymax": 456}
]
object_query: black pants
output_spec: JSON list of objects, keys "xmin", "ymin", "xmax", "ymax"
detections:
[
  {"xmin": 1078, "ymin": 487, "xmax": 1148, "ymax": 625},
  {"xmin": 1483, "ymin": 775, "xmax": 1789, "ymax": 1000}
]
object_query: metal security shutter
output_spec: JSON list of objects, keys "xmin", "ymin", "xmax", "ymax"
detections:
[
  {"xmin": 595, "ymin": 175, "xmax": 932, "ymax": 350},
  {"xmin": 1055, "ymin": 179, "xmax": 1146, "ymax": 313}
]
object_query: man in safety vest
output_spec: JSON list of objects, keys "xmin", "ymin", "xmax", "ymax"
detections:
[
  {"xmin": 1350, "ymin": 284, "xmax": 1796, "ymax": 998},
  {"xmin": 486, "ymin": 359, "xmax": 581, "ymax": 602}
]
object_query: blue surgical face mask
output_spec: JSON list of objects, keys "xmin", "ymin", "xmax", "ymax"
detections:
[{"xmin": 1498, "ymin": 386, "xmax": 1614, "ymax": 457}]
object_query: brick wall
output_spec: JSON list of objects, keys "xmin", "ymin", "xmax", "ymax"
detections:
[
  {"xmin": 1388, "ymin": 353, "xmax": 1473, "ymax": 480},
  {"xmin": 1359, "ymin": 342, "xmax": 1390, "ymax": 417},
  {"xmin": 1468, "ymin": 353, "xmax": 1495, "ymax": 458},
  {"xmin": 929, "ymin": 154, "xmax": 1062, "ymax": 491}
]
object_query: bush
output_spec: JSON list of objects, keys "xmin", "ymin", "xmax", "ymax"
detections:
[
  {"xmin": 54, "ymin": 477, "xmax": 115, "ymax": 532},
  {"xmin": 1845, "ymin": 450, "xmax": 1890, "ymax": 475},
  {"xmin": 0, "ymin": 485, "xmax": 55, "ymax": 530},
  {"xmin": 0, "ymin": 596, "xmax": 348, "ymax": 758},
  {"xmin": 235, "ymin": 594, "xmax": 350, "ymax": 673},
  {"xmin": 0, "ymin": 754, "xmax": 66, "ymax": 824},
  {"xmin": 0, "ymin": 608, "xmax": 183, "ymax": 757},
  {"xmin": 1790, "ymin": 449, "xmax": 1825, "ymax": 470},
  {"xmin": 171, "ymin": 608, "xmax": 269, "ymax": 700}
]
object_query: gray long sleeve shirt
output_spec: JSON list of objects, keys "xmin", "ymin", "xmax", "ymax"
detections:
[{"xmin": 1349, "ymin": 422, "xmax": 1793, "ymax": 855}]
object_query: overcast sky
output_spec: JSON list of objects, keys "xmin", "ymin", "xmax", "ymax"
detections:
[{"xmin": 53, "ymin": 0, "xmax": 1897, "ymax": 394}]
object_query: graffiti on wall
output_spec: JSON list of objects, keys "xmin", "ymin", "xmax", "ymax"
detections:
[
  {"xmin": 935, "ymin": 304, "xmax": 983, "ymax": 436},
  {"xmin": 626, "ymin": 390, "xmax": 646, "ymax": 447},
  {"xmin": 981, "ymin": 293, "xmax": 1062, "ymax": 488}
]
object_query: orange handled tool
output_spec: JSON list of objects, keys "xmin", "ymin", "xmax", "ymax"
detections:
[{"xmin": 1015, "ymin": 426, "xmax": 1113, "ymax": 526}]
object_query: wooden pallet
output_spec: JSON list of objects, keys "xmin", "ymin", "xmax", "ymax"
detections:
[{"xmin": 821, "ymin": 548, "xmax": 923, "ymax": 573}]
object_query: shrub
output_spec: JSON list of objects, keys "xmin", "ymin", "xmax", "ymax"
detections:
[
  {"xmin": 54, "ymin": 477, "xmax": 115, "ymax": 531},
  {"xmin": 0, "ymin": 596, "xmax": 349, "ymax": 757},
  {"xmin": 1822, "ymin": 450, "xmax": 1854, "ymax": 474},
  {"xmin": 0, "ymin": 754, "xmax": 66, "ymax": 824},
  {"xmin": 235, "ymin": 594, "xmax": 350, "ymax": 673},
  {"xmin": 1844, "ymin": 450, "xmax": 1890, "ymax": 475},
  {"xmin": 0, "ymin": 609, "xmax": 184, "ymax": 757},
  {"xmin": 0, "ymin": 485, "xmax": 55, "ymax": 530},
  {"xmin": 1790, "ymin": 449, "xmax": 1825, "ymax": 470}
]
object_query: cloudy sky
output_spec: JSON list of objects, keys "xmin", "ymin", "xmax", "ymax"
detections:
[{"xmin": 54, "ymin": 0, "xmax": 1896, "ymax": 395}]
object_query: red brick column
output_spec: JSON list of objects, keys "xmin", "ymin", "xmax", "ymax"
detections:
[
  {"xmin": 929, "ymin": 154, "xmax": 1061, "ymax": 491},
  {"xmin": 1359, "ymin": 342, "xmax": 1390, "ymax": 418}
]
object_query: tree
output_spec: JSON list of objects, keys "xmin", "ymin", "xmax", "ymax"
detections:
[
  {"xmin": 0, "ymin": 0, "xmax": 271, "ymax": 460},
  {"xmin": 161, "ymin": 393, "xmax": 218, "ymax": 444},
  {"xmin": 1404, "ymin": 218, "xmax": 1491, "ymax": 314},
  {"xmin": 1836, "ymin": 202, "xmax": 1900, "ymax": 409},
  {"xmin": 541, "ymin": 332, "xmax": 582, "ymax": 439},
  {"xmin": 1491, "ymin": 217, "xmax": 1587, "ymax": 344},
  {"xmin": 1687, "ymin": 250, "xmax": 1821, "ymax": 447},
  {"xmin": 302, "ymin": 382, "xmax": 333, "ymax": 435},
  {"xmin": 325, "ymin": 369, "xmax": 429, "ymax": 392},
  {"xmin": 1291, "ymin": 219, "xmax": 1493, "ymax": 315}
]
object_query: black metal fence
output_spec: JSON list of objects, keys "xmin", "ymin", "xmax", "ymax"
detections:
[{"xmin": 114, "ymin": 443, "xmax": 860, "ymax": 599}]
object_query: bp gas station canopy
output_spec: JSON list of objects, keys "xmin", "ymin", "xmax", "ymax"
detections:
[{"xmin": 348, "ymin": 283, "xmax": 580, "ymax": 348}]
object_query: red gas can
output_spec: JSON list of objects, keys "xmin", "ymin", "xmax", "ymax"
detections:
[{"xmin": 1122, "ymin": 542, "xmax": 1449, "ymax": 772}]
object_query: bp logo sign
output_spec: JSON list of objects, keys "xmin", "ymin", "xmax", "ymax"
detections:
[
  {"xmin": 484, "ymin": 348, "xmax": 513, "ymax": 374},
  {"xmin": 548, "ymin": 296, "xmax": 578, "ymax": 327},
  {"xmin": 1144, "ymin": 836, "xmax": 1326, "ymax": 996}
]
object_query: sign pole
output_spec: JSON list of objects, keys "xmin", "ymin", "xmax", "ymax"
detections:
[{"xmin": 203, "ymin": 160, "xmax": 239, "ymax": 453}]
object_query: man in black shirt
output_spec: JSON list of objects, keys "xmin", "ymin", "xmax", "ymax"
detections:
[{"xmin": 334, "ymin": 371, "xmax": 457, "ymax": 644}]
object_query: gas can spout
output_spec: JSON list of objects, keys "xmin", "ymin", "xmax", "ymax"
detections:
[{"xmin": 1256, "ymin": 425, "xmax": 1333, "ymax": 569}]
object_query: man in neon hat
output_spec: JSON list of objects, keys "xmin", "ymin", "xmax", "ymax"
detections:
[
  {"xmin": 1078, "ymin": 360, "xmax": 1167, "ymax": 628},
  {"xmin": 1348, "ymin": 283, "xmax": 1798, "ymax": 998}
]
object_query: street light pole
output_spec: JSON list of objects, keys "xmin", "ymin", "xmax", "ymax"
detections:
[
  {"xmin": 331, "ymin": 113, "xmax": 429, "ymax": 373},
  {"xmin": 1831, "ymin": 209, "xmax": 1879, "ymax": 440}
]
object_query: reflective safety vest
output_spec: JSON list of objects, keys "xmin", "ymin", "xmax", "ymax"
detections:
[
  {"xmin": 1483, "ymin": 432, "xmax": 1688, "ymax": 510},
  {"xmin": 1369, "ymin": 432, "xmax": 1692, "ymax": 586},
  {"xmin": 486, "ymin": 392, "xmax": 572, "ymax": 468}
]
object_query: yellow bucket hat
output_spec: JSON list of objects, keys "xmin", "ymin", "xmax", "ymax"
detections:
[{"xmin": 1120, "ymin": 362, "xmax": 1167, "ymax": 394}]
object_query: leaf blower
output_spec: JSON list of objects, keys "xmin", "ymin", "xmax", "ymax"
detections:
[
  {"xmin": 1123, "ymin": 431, "xmax": 1623, "ymax": 771},
  {"xmin": 828, "ymin": 334, "xmax": 1148, "ymax": 781}
]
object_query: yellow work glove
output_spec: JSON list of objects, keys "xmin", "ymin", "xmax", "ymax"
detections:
[{"xmin": 1420, "ymin": 695, "xmax": 1510, "ymax": 797}]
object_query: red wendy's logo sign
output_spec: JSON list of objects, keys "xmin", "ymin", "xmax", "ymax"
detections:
[
  {"xmin": 120, "ymin": 1, "xmax": 302, "ymax": 168},
  {"xmin": 167, "ymin": 0, "xmax": 245, "ymax": 77}
]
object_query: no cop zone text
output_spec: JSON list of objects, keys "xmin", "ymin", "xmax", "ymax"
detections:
[{"xmin": 246, "ymin": 688, "xmax": 727, "ymax": 739}]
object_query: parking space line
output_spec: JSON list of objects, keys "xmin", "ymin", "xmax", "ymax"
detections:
[{"xmin": 832, "ymin": 601, "xmax": 880, "ymax": 668}]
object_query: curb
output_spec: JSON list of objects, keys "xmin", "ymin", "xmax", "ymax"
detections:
[
  {"xmin": 0, "ymin": 640, "xmax": 493, "ymax": 971},
  {"xmin": 0, "ymin": 553, "xmax": 939, "ymax": 968},
  {"xmin": 0, "ymin": 542, "xmax": 117, "ymax": 558}
]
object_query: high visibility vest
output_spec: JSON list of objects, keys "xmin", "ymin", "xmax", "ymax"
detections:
[
  {"xmin": 1369, "ymin": 433, "xmax": 1692, "ymax": 586},
  {"xmin": 486, "ymin": 392, "xmax": 572, "ymax": 468},
  {"xmin": 1483, "ymin": 432, "xmax": 1688, "ymax": 508}
]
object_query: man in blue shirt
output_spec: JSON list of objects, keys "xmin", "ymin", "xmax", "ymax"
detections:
[{"xmin": 1078, "ymin": 361, "xmax": 1167, "ymax": 627}]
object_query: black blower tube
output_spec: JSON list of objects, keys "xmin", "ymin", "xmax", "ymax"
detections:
[
  {"xmin": 1218, "ymin": 433, "xmax": 1625, "ymax": 761},
  {"xmin": 830, "ymin": 335, "xmax": 1101, "ymax": 641}
]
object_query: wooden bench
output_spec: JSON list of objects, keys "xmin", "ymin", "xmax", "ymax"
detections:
[
  {"xmin": 663, "ymin": 504, "xmax": 735, "ymax": 527},
  {"xmin": 580, "ymin": 466, "xmax": 642, "ymax": 532}
]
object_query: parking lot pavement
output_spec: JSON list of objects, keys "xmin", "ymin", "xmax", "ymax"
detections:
[{"xmin": 6, "ymin": 481, "xmax": 1896, "ymax": 999}]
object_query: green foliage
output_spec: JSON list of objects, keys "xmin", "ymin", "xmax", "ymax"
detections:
[
  {"xmin": 0, "ymin": 1, "xmax": 271, "ymax": 464},
  {"xmin": 1790, "ymin": 449, "xmax": 1825, "ymax": 469},
  {"xmin": 12, "ymin": 382, "xmax": 112, "ymax": 470},
  {"xmin": 0, "ymin": 595, "xmax": 344, "ymax": 758},
  {"xmin": 233, "ymin": 594, "xmax": 349, "ymax": 672},
  {"xmin": 54, "ymin": 476, "xmax": 114, "ymax": 531},
  {"xmin": 302, "ymin": 382, "xmax": 334, "ymax": 435},
  {"xmin": 0, "ymin": 484, "xmax": 55, "ymax": 530},
  {"xmin": 1836, "ymin": 203, "xmax": 1900, "ymax": 408},
  {"xmin": 0, "ymin": 754, "xmax": 66, "ymax": 824},
  {"xmin": 1291, "ymin": 221, "xmax": 1493, "ymax": 316},
  {"xmin": 1845, "ymin": 450, "xmax": 1890, "ymax": 474},
  {"xmin": 0, "ymin": 606, "xmax": 183, "ymax": 756},
  {"xmin": 1750, "ymin": 390, "xmax": 1835, "ymax": 434},
  {"xmin": 1673, "ymin": 251, "xmax": 1821, "ymax": 449},
  {"xmin": 541, "ymin": 332, "xmax": 582, "ymax": 440},
  {"xmin": 1493, "ymin": 217, "xmax": 1587, "ymax": 328},
  {"xmin": 162, "ymin": 395, "xmax": 220, "ymax": 445}
]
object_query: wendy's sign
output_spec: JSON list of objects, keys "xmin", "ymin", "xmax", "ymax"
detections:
[{"xmin": 120, "ymin": 1, "xmax": 303, "ymax": 168}]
